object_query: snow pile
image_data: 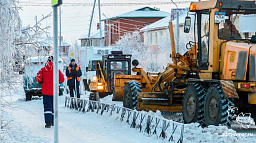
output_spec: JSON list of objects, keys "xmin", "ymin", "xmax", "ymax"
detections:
[
  {"xmin": 98, "ymin": 94, "xmax": 256, "ymax": 143},
  {"xmin": 183, "ymin": 123, "xmax": 256, "ymax": 143},
  {"xmin": 65, "ymin": 95, "xmax": 185, "ymax": 142},
  {"xmin": 100, "ymin": 94, "xmax": 123, "ymax": 107}
]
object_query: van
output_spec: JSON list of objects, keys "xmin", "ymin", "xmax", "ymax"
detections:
[{"xmin": 23, "ymin": 56, "xmax": 65, "ymax": 101}]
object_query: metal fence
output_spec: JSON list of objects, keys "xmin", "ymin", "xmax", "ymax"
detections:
[{"xmin": 65, "ymin": 96, "xmax": 184, "ymax": 143}]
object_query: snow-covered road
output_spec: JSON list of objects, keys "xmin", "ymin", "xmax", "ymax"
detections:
[
  {"xmin": 2, "ymin": 75, "xmax": 256, "ymax": 143},
  {"xmin": 2, "ymin": 93, "xmax": 164, "ymax": 143}
]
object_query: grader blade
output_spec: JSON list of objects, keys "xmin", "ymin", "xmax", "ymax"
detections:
[{"xmin": 137, "ymin": 92, "xmax": 182, "ymax": 113}]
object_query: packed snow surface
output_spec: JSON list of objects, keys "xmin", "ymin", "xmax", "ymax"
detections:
[{"xmin": 1, "ymin": 75, "xmax": 256, "ymax": 143}]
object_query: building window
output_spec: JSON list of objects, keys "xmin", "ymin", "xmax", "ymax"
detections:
[
  {"xmin": 155, "ymin": 32, "xmax": 157, "ymax": 45},
  {"xmin": 150, "ymin": 32, "xmax": 152, "ymax": 45},
  {"xmin": 113, "ymin": 23, "xmax": 119, "ymax": 34},
  {"xmin": 89, "ymin": 40, "xmax": 92, "ymax": 47},
  {"xmin": 116, "ymin": 23, "xmax": 119, "ymax": 33},
  {"xmin": 160, "ymin": 31, "xmax": 163, "ymax": 40},
  {"xmin": 114, "ymin": 23, "xmax": 116, "ymax": 33}
]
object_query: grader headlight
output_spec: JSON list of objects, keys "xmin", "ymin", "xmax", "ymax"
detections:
[
  {"xmin": 92, "ymin": 76, "xmax": 97, "ymax": 81},
  {"xmin": 97, "ymin": 85, "xmax": 104, "ymax": 90}
]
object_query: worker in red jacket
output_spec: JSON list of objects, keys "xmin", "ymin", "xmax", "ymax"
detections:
[{"xmin": 35, "ymin": 56, "xmax": 65, "ymax": 128}]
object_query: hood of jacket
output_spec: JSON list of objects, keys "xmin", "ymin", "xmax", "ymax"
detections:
[{"xmin": 45, "ymin": 62, "xmax": 53, "ymax": 70}]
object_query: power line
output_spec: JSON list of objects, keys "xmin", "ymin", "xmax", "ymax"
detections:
[{"xmin": 19, "ymin": 1, "xmax": 194, "ymax": 7}]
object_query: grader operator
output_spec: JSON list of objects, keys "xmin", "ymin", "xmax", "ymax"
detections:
[{"xmin": 121, "ymin": 0, "xmax": 256, "ymax": 127}]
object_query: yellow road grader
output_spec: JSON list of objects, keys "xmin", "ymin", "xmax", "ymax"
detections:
[{"xmin": 90, "ymin": 0, "xmax": 256, "ymax": 127}]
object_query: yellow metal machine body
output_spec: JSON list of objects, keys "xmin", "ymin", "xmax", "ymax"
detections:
[
  {"xmin": 89, "ymin": 1, "xmax": 256, "ymax": 125},
  {"xmin": 131, "ymin": 0, "xmax": 256, "ymax": 125},
  {"xmin": 89, "ymin": 51, "xmax": 132, "ymax": 100},
  {"xmin": 188, "ymin": 0, "xmax": 256, "ymax": 104}
]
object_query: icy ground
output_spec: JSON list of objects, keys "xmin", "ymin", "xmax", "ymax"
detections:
[
  {"xmin": 1, "ymin": 76, "xmax": 256, "ymax": 143},
  {"xmin": 1, "ymin": 92, "xmax": 162, "ymax": 143}
]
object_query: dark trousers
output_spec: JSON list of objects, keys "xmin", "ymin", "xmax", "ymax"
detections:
[
  {"xmin": 69, "ymin": 85, "xmax": 80, "ymax": 98},
  {"xmin": 43, "ymin": 95, "xmax": 54, "ymax": 124}
]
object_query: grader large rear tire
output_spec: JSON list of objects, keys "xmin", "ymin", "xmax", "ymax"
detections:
[
  {"xmin": 183, "ymin": 83, "xmax": 206, "ymax": 124},
  {"xmin": 123, "ymin": 81, "xmax": 142, "ymax": 110},
  {"xmin": 204, "ymin": 84, "xmax": 234, "ymax": 127}
]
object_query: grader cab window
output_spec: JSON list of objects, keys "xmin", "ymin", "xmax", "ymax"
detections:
[
  {"xmin": 110, "ymin": 61, "xmax": 129, "ymax": 90},
  {"xmin": 198, "ymin": 11, "xmax": 210, "ymax": 70},
  {"xmin": 110, "ymin": 61, "xmax": 129, "ymax": 75},
  {"xmin": 88, "ymin": 60, "xmax": 98, "ymax": 71},
  {"xmin": 218, "ymin": 9, "xmax": 256, "ymax": 40}
]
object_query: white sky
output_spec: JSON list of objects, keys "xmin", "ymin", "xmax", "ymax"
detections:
[{"xmin": 18, "ymin": 0, "xmax": 192, "ymax": 45}]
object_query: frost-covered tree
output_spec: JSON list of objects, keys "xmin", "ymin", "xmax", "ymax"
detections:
[
  {"xmin": 159, "ymin": 29, "xmax": 172, "ymax": 70},
  {"xmin": 16, "ymin": 13, "xmax": 53, "ymax": 61},
  {"xmin": 0, "ymin": 0, "xmax": 21, "ymax": 83},
  {"xmin": 115, "ymin": 31, "xmax": 153, "ymax": 71},
  {"xmin": 115, "ymin": 31, "xmax": 144, "ymax": 55},
  {"xmin": 0, "ymin": 0, "xmax": 21, "ymax": 131}
]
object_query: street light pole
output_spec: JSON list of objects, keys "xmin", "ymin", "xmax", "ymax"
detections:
[
  {"xmin": 98, "ymin": 0, "xmax": 103, "ymax": 47},
  {"xmin": 59, "ymin": 6, "xmax": 62, "ymax": 58},
  {"xmin": 52, "ymin": 0, "xmax": 62, "ymax": 142},
  {"xmin": 102, "ymin": 13, "xmax": 109, "ymax": 47},
  {"xmin": 53, "ymin": 6, "xmax": 59, "ymax": 143},
  {"xmin": 85, "ymin": 0, "xmax": 96, "ymax": 81}
]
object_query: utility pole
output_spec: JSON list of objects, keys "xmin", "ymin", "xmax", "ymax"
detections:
[
  {"xmin": 106, "ymin": 19, "xmax": 108, "ymax": 46},
  {"xmin": 53, "ymin": 6, "xmax": 59, "ymax": 143},
  {"xmin": 108, "ymin": 20, "xmax": 111, "ymax": 46},
  {"xmin": 176, "ymin": 11, "xmax": 180, "ymax": 53},
  {"xmin": 85, "ymin": 0, "xmax": 96, "ymax": 81},
  {"xmin": 98, "ymin": 0, "xmax": 103, "ymax": 47},
  {"xmin": 103, "ymin": 13, "xmax": 109, "ymax": 47},
  {"xmin": 59, "ymin": 6, "xmax": 62, "ymax": 58},
  {"xmin": 87, "ymin": 0, "xmax": 96, "ymax": 47},
  {"xmin": 35, "ymin": 15, "xmax": 38, "ymax": 56},
  {"xmin": 52, "ymin": 0, "xmax": 62, "ymax": 143}
]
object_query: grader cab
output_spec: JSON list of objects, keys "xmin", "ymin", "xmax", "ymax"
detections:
[
  {"xmin": 122, "ymin": 0, "xmax": 256, "ymax": 127},
  {"xmin": 89, "ymin": 51, "xmax": 132, "ymax": 100}
]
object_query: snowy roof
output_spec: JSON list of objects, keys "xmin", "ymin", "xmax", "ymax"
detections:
[
  {"xmin": 141, "ymin": 12, "xmax": 187, "ymax": 32},
  {"xmin": 80, "ymin": 26, "xmax": 105, "ymax": 39},
  {"xmin": 102, "ymin": 7, "xmax": 170, "ymax": 21},
  {"xmin": 60, "ymin": 41, "xmax": 71, "ymax": 47}
]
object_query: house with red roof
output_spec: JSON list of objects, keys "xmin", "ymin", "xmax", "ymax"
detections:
[{"xmin": 102, "ymin": 7, "xmax": 170, "ymax": 46}]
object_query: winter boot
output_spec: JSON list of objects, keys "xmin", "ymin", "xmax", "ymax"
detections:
[
  {"xmin": 52, "ymin": 122, "xmax": 54, "ymax": 126},
  {"xmin": 45, "ymin": 123, "xmax": 51, "ymax": 128}
]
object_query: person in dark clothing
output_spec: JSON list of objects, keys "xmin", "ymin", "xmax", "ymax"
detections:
[
  {"xmin": 66, "ymin": 59, "xmax": 82, "ymax": 98},
  {"xmin": 35, "ymin": 56, "xmax": 65, "ymax": 128},
  {"xmin": 219, "ymin": 19, "xmax": 241, "ymax": 39}
]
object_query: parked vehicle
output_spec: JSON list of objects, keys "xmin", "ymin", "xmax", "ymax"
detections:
[{"xmin": 23, "ymin": 56, "xmax": 65, "ymax": 101}]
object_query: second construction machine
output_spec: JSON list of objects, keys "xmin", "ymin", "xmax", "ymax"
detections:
[{"xmin": 122, "ymin": 0, "xmax": 256, "ymax": 127}]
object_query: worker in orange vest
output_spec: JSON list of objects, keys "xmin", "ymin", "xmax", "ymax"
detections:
[{"xmin": 66, "ymin": 59, "xmax": 82, "ymax": 98}]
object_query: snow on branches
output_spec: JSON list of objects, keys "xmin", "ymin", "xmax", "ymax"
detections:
[
  {"xmin": 115, "ymin": 31, "xmax": 154, "ymax": 72},
  {"xmin": 0, "ymin": 0, "xmax": 21, "ymax": 83}
]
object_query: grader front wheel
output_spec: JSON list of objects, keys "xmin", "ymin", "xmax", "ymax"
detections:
[
  {"xmin": 123, "ymin": 81, "xmax": 142, "ymax": 110},
  {"xmin": 183, "ymin": 83, "xmax": 206, "ymax": 124}
]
